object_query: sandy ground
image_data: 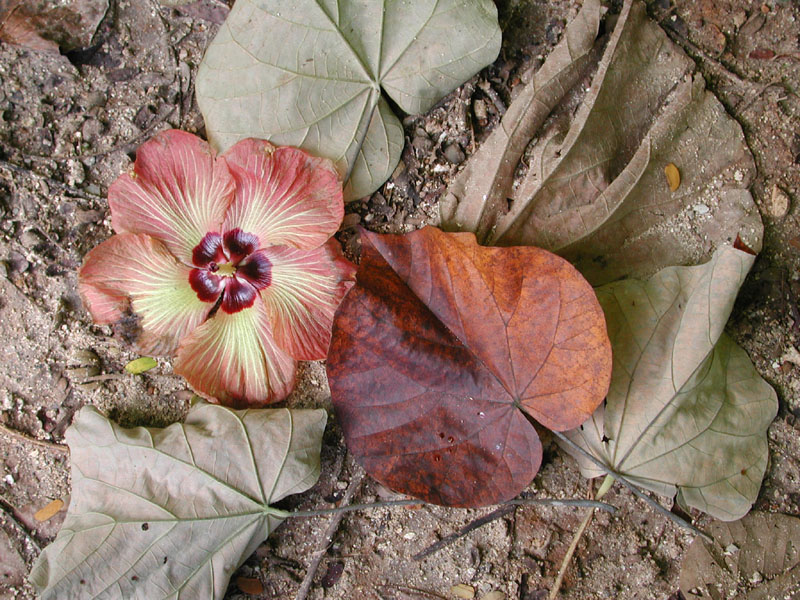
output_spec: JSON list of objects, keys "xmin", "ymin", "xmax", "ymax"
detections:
[{"xmin": 1, "ymin": 0, "xmax": 799, "ymax": 598}]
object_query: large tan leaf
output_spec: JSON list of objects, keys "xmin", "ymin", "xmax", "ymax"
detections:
[
  {"xmin": 29, "ymin": 403, "xmax": 326, "ymax": 599},
  {"xmin": 441, "ymin": 0, "xmax": 762, "ymax": 286},
  {"xmin": 680, "ymin": 512, "xmax": 800, "ymax": 599},
  {"xmin": 561, "ymin": 246, "xmax": 777, "ymax": 521},
  {"xmin": 196, "ymin": 0, "xmax": 501, "ymax": 201}
]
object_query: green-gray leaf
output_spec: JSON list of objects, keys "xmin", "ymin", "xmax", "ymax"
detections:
[
  {"xmin": 29, "ymin": 403, "xmax": 327, "ymax": 599},
  {"xmin": 441, "ymin": 0, "xmax": 762, "ymax": 286},
  {"xmin": 561, "ymin": 245, "xmax": 777, "ymax": 521},
  {"xmin": 196, "ymin": 0, "xmax": 501, "ymax": 200}
]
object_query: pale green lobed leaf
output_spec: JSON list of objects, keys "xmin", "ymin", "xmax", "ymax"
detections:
[
  {"xmin": 562, "ymin": 246, "xmax": 777, "ymax": 521},
  {"xmin": 29, "ymin": 403, "xmax": 326, "ymax": 599},
  {"xmin": 196, "ymin": 0, "xmax": 501, "ymax": 200}
]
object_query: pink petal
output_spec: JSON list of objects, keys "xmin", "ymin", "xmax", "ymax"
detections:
[
  {"xmin": 222, "ymin": 139, "xmax": 344, "ymax": 250},
  {"xmin": 260, "ymin": 240, "xmax": 357, "ymax": 361},
  {"xmin": 79, "ymin": 234, "xmax": 212, "ymax": 355},
  {"xmin": 109, "ymin": 130, "xmax": 234, "ymax": 264},
  {"xmin": 174, "ymin": 297, "xmax": 296, "ymax": 406}
]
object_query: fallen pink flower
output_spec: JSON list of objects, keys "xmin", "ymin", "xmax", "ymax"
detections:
[{"xmin": 79, "ymin": 130, "xmax": 356, "ymax": 406}]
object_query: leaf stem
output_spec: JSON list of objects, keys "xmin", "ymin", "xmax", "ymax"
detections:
[
  {"xmin": 596, "ymin": 473, "xmax": 615, "ymax": 499},
  {"xmin": 279, "ymin": 497, "xmax": 616, "ymax": 519},
  {"xmin": 551, "ymin": 430, "xmax": 712, "ymax": 543}
]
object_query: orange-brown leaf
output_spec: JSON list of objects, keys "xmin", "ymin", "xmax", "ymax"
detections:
[{"xmin": 327, "ymin": 227, "xmax": 611, "ymax": 507}]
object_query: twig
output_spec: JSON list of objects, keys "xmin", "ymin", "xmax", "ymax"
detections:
[
  {"xmin": 376, "ymin": 584, "xmax": 450, "ymax": 600},
  {"xmin": 551, "ymin": 430, "xmax": 713, "ymax": 542},
  {"xmin": 290, "ymin": 499, "xmax": 423, "ymax": 517},
  {"xmin": 294, "ymin": 469, "xmax": 365, "ymax": 600},
  {"xmin": 504, "ymin": 498, "xmax": 615, "ymax": 513},
  {"xmin": 0, "ymin": 159, "xmax": 105, "ymax": 201},
  {"xmin": 410, "ymin": 496, "xmax": 616, "ymax": 561},
  {"xmin": 0, "ymin": 423, "xmax": 68, "ymax": 454},
  {"xmin": 413, "ymin": 505, "xmax": 514, "ymax": 561},
  {"xmin": 735, "ymin": 80, "xmax": 786, "ymax": 113},
  {"xmin": 550, "ymin": 505, "xmax": 594, "ymax": 599},
  {"xmin": 80, "ymin": 373, "xmax": 129, "ymax": 383},
  {"xmin": 0, "ymin": 498, "xmax": 42, "ymax": 553},
  {"xmin": 548, "ymin": 475, "xmax": 615, "ymax": 600}
]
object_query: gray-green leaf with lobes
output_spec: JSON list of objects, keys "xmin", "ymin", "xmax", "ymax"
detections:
[
  {"xmin": 560, "ymin": 245, "xmax": 777, "ymax": 521},
  {"xmin": 29, "ymin": 403, "xmax": 326, "ymax": 599},
  {"xmin": 196, "ymin": 0, "xmax": 501, "ymax": 201}
]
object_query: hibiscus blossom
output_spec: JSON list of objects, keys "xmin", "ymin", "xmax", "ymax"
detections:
[{"xmin": 79, "ymin": 130, "xmax": 356, "ymax": 406}]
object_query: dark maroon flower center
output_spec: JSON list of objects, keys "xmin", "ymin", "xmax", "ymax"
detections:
[{"xmin": 189, "ymin": 229, "xmax": 272, "ymax": 314}]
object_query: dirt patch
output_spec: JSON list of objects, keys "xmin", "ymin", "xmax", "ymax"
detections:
[{"xmin": 0, "ymin": 0, "xmax": 798, "ymax": 599}]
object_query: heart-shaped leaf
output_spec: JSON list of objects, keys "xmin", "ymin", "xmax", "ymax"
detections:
[
  {"xmin": 29, "ymin": 403, "xmax": 326, "ymax": 599},
  {"xmin": 327, "ymin": 226, "xmax": 612, "ymax": 507},
  {"xmin": 196, "ymin": 0, "xmax": 501, "ymax": 201},
  {"xmin": 561, "ymin": 245, "xmax": 777, "ymax": 521},
  {"xmin": 441, "ymin": 0, "xmax": 763, "ymax": 286}
]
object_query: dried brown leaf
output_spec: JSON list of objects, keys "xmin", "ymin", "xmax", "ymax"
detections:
[
  {"xmin": 0, "ymin": 0, "xmax": 108, "ymax": 52},
  {"xmin": 328, "ymin": 227, "xmax": 611, "ymax": 507},
  {"xmin": 441, "ymin": 0, "xmax": 762, "ymax": 286}
]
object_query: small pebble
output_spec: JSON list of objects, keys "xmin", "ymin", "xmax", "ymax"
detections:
[
  {"xmin": 766, "ymin": 185, "xmax": 790, "ymax": 218},
  {"xmin": 723, "ymin": 543, "xmax": 739, "ymax": 555},
  {"xmin": 443, "ymin": 143, "xmax": 466, "ymax": 165},
  {"xmin": 451, "ymin": 584, "xmax": 475, "ymax": 599},
  {"xmin": 3, "ymin": 474, "xmax": 14, "ymax": 485},
  {"xmin": 693, "ymin": 204, "xmax": 710, "ymax": 215}
]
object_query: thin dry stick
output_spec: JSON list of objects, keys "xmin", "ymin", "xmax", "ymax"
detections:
[
  {"xmin": 294, "ymin": 469, "xmax": 366, "ymax": 600},
  {"xmin": 548, "ymin": 475, "xmax": 615, "ymax": 600},
  {"xmin": 376, "ymin": 584, "xmax": 450, "ymax": 600},
  {"xmin": 0, "ymin": 497, "xmax": 42, "ymax": 553},
  {"xmin": 0, "ymin": 423, "xmax": 68, "ymax": 454},
  {"xmin": 414, "ymin": 505, "xmax": 515, "ymax": 561},
  {"xmin": 412, "ymin": 498, "xmax": 616, "ymax": 561}
]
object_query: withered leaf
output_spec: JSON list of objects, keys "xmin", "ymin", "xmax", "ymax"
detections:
[
  {"xmin": 680, "ymin": 512, "xmax": 800, "ymax": 599},
  {"xmin": 441, "ymin": 0, "xmax": 763, "ymax": 286},
  {"xmin": 0, "ymin": 0, "xmax": 109, "ymax": 53},
  {"xmin": 327, "ymin": 227, "xmax": 611, "ymax": 507}
]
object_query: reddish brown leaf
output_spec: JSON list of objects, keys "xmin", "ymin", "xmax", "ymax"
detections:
[
  {"xmin": 733, "ymin": 234, "xmax": 756, "ymax": 255},
  {"xmin": 236, "ymin": 576, "xmax": 264, "ymax": 595},
  {"xmin": 327, "ymin": 227, "xmax": 611, "ymax": 507},
  {"xmin": 749, "ymin": 48, "xmax": 776, "ymax": 60}
]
